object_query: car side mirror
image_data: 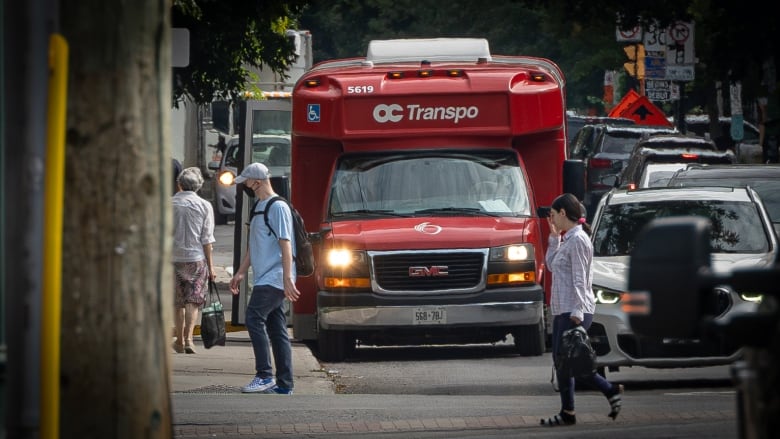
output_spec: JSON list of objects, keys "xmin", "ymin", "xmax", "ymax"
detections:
[
  {"xmin": 537, "ymin": 206, "xmax": 551, "ymax": 218},
  {"xmin": 562, "ymin": 159, "xmax": 586, "ymax": 201},
  {"xmin": 626, "ymin": 216, "xmax": 715, "ymax": 339}
]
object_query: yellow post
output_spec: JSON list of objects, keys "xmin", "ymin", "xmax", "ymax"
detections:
[{"xmin": 41, "ymin": 33, "xmax": 68, "ymax": 439}]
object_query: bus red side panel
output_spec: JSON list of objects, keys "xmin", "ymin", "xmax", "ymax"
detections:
[{"xmin": 290, "ymin": 138, "xmax": 342, "ymax": 317}]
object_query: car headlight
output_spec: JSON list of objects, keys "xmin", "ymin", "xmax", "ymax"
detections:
[
  {"xmin": 739, "ymin": 292, "xmax": 763, "ymax": 303},
  {"xmin": 594, "ymin": 285, "xmax": 623, "ymax": 304},
  {"xmin": 489, "ymin": 244, "xmax": 534, "ymax": 261},
  {"xmin": 218, "ymin": 171, "xmax": 235, "ymax": 186}
]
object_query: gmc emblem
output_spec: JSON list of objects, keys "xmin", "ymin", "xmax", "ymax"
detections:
[{"xmin": 408, "ymin": 266, "xmax": 449, "ymax": 277}]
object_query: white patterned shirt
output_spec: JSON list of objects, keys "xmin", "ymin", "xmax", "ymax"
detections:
[
  {"xmin": 545, "ymin": 224, "xmax": 595, "ymax": 322},
  {"xmin": 172, "ymin": 191, "xmax": 216, "ymax": 262}
]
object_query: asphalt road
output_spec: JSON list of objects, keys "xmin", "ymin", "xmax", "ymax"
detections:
[{"xmin": 173, "ymin": 223, "xmax": 740, "ymax": 438}]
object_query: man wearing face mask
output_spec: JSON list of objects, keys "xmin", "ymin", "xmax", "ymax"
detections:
[{"xmin": 230, "ymin": 162, "xmax": 301, "ymax": 395}]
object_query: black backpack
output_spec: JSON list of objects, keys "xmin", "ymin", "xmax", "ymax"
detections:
[
  {"xmin": 555, "ymin": 325, "xmax": 597, "ymax": 378},
  {"xmin": 250, "ymin": 196, "xmax": 315, "ymax": 277}
]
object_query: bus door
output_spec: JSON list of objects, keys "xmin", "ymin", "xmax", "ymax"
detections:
[{"xmin": 231, "ymin": 98, "xmax": 292, "ymax": 324}]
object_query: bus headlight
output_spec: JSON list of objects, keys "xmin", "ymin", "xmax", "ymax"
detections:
[
  {"xmin": 323, "ymin": 249, "xmax": 370, "ymax": 289},
  {"xmin": 489, "ymin": 244, "xmax": 534, "ymax": 262}
]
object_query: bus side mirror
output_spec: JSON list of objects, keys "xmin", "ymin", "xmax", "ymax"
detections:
[
  {"xmin": 626, "ymin": 216, "xmax": 714, "ymax": 339},
  {"xmin": 563, "ymin": 159, "xmax": 585, "ymax": 202},
  {"xmin": 270, "ymin": 175, "xmax": 290, "ymax": 199}
]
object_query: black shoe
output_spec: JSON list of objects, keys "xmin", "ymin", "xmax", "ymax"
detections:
[
  {"xmin": 607, "ymin": 384, "xmax": 624, "ymax": 420},
  {"xmin": 540, "ymin": 411, "xmax": 576, "ymax": 426}
]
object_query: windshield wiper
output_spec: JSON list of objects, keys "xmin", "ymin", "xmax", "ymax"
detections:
[
  {"xmin": 414, "ymin": 207, "xmax": 498, "ymax": 216},
  {"xmin": 331, "ymin": 209, "xmax": 409, "ymax": 217}
]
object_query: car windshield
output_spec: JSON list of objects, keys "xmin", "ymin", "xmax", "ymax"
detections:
[
  {"xmin": 328, "ymin": 151, "xmax": 530, "ymax": 216},
  {"xmin": 601, "ymin": 134, "xmax": 642, "ymax": 154},
  {"xmin": 593, "ymin": 199, "xmax": 769, "ymax": 256},
  {"xmin": 223, "ymin": 137, "xmax": 291, "ymax": 168}
]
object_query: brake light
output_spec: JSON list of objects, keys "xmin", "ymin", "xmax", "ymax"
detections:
[
  {"xmin": 628, "ymin": 183, "xmax": 637, "ymax": 190},
  {"xmin": 681, "ymin": 153, "xmax": 699, "ymax": 160},
  {"xmin": 589, "ymin": 158, "xmax": 613, "ymax": 169}
]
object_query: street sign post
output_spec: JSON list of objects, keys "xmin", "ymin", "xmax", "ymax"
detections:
[{"xmin": 646, "ymin": 79, "xmax": 673, "ymax": 102}]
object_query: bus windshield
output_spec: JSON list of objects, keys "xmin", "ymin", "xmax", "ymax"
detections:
[{"xmin": 328, "ymin": 150, "xmax": 531, "ymax": 217}]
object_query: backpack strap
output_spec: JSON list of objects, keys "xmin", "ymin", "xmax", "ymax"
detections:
[
  {"xmin": 262, "ymin": 196, "xmax": 284, "ymax": 239},
  {"xmin": 248, "ymin": 199, "xmax": 261, "ymax": 220}
]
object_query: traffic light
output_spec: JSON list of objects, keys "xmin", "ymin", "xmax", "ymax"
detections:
[{"xmin": 623, "ymin": 44, "xmax": 645, "ymax": 79}]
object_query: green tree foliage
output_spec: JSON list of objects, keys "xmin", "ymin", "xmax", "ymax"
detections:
[
  {"xmin": 299, "ymin": 1, "xmax": 779, "ymax": 116},
  {"xmin": 171, "ymin": 0, "xmax": 309, "ymax": 105}
]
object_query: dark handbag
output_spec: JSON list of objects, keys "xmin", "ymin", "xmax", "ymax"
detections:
[
  {"xmin": 555, "ymin": 325, "xmax": 596, "ymax": 378},
  {"xmin": 200, "ymin": 280, "xmax": 226, "ymax": 348}
]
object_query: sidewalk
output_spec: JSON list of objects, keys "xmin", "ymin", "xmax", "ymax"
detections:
[
  {"xmin": 171, "ymin": 265, "xmax": 335, "ymax": 395},
  {"xmin": 171, "ymin": 330, "xmax": 334, "ymax": 395}
]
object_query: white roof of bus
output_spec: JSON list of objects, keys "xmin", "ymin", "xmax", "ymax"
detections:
[{"xmin": 366, "ymin": 38, "xmax": 492, "ymax": 63}]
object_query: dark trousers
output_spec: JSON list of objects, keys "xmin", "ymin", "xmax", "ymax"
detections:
[
  {"xmin": 246, "ymin": 284, "xmax": 293, "ymax": 389},
  {"xmin": 552, "ymin": 313, "xmax": 616, "ymax": 412}
]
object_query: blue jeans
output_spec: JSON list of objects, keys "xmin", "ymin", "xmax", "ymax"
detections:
[
  {"xmin": 552, "ymin": 313, "xmax": 616, "ymax": 412},
  {"xmin": 246, "ymin": 284, "xmax": 293, "ymax": 389}
]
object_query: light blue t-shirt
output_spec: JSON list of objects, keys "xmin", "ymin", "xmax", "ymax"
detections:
[{"xmin": 248, "ymin": 196, "xmax": 296, "ymax": 289}]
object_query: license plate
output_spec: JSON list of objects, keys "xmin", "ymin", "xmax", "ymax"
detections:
[{"xmin": 413, "ymin": 307, "xmax": 446, "ymax": 325}]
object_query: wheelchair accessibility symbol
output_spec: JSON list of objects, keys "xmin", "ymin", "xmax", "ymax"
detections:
[{"xmin": 307, "ymin": 104, "xmax": 321, "ymax": 123}]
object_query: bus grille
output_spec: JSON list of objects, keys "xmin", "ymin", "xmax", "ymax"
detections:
[{"xmin": 371, "ymin": 251, "xmax": 484, "ymax": 292}]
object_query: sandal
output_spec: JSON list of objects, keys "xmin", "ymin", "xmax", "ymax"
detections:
[
  {"xmin": 607, "ymin": 384, "xmax": 624, "ymax": 420},
  {"xmin": 184, "ymin": 342, "xmax": 197, "ymax": 354},
  {"xmin": 172, "ymin": 342, "xmax": 185, "ymax": 354},
  {"xmin": 540, "ymin": 411, "xmax": 576, "ymax": 426}
]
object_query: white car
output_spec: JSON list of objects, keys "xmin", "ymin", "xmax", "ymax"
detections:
[
  {"xmin": 207, "ymin": 134, "xmax": 291, "ymax": 224},
  {"xmin": 588, "ymin": 186, "xmax": 777, "ymax": 374}
]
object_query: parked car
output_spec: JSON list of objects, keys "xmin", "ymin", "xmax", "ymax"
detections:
[
  {"xmin": 616, "ymin": 134, "xmax": 735, "ymax": 189},
  {"xmin": 568, "ymin": 124, "xmax": 678, "ymax": 219},
  {"xmin": 684, "ymin": 114, "xmax": 761, "ymax": 161},
  {"xmin": 207, "ymin": 134, "xmax": 291, "ymax": 224},
  {"xmin": 588, "ymin": 186, "xmax": 777, "ymax": 374},
  {"xmin": 667, "ymin": 163, "xmax": 780, "ymax": 237}
]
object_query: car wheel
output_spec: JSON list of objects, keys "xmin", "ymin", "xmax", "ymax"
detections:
[{"xmin": 513, "ymin": 318, "xmax": 545, "ymax": 356}]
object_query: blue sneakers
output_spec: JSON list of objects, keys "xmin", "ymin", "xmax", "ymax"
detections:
[
  {"xmin": 241, "ymin": 376, "xmax": 275, "ymax": 393},
  {"xmin": 269, "ymin": 385, "xmax": 293, "ymax": 395}
]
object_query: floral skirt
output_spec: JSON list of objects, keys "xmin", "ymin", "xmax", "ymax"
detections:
[{"xmin": 173, "ymin": 260, "xmax": 208, "ymax": 308}]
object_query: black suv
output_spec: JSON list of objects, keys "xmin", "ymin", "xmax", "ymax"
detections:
[
  {"xmin": 617, "ymin": 134, "xmax": 734, "ymax": 190},
  {"xmin": 569, "ymin": 124, "xmax": 677, "ymax": 219},
  {"xmin": 566, "ymin": 114, "xmax": 635, "ymax": 153}
]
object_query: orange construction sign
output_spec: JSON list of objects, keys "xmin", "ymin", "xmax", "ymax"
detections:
[{"xmin": 609, "ymin": 90, "xmax": 672, "ymax": 127}]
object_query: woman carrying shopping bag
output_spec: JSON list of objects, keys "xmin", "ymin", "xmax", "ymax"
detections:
[{"xmin": 542, "ymin": 193, "xmax": 623, "ymax": 426}]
